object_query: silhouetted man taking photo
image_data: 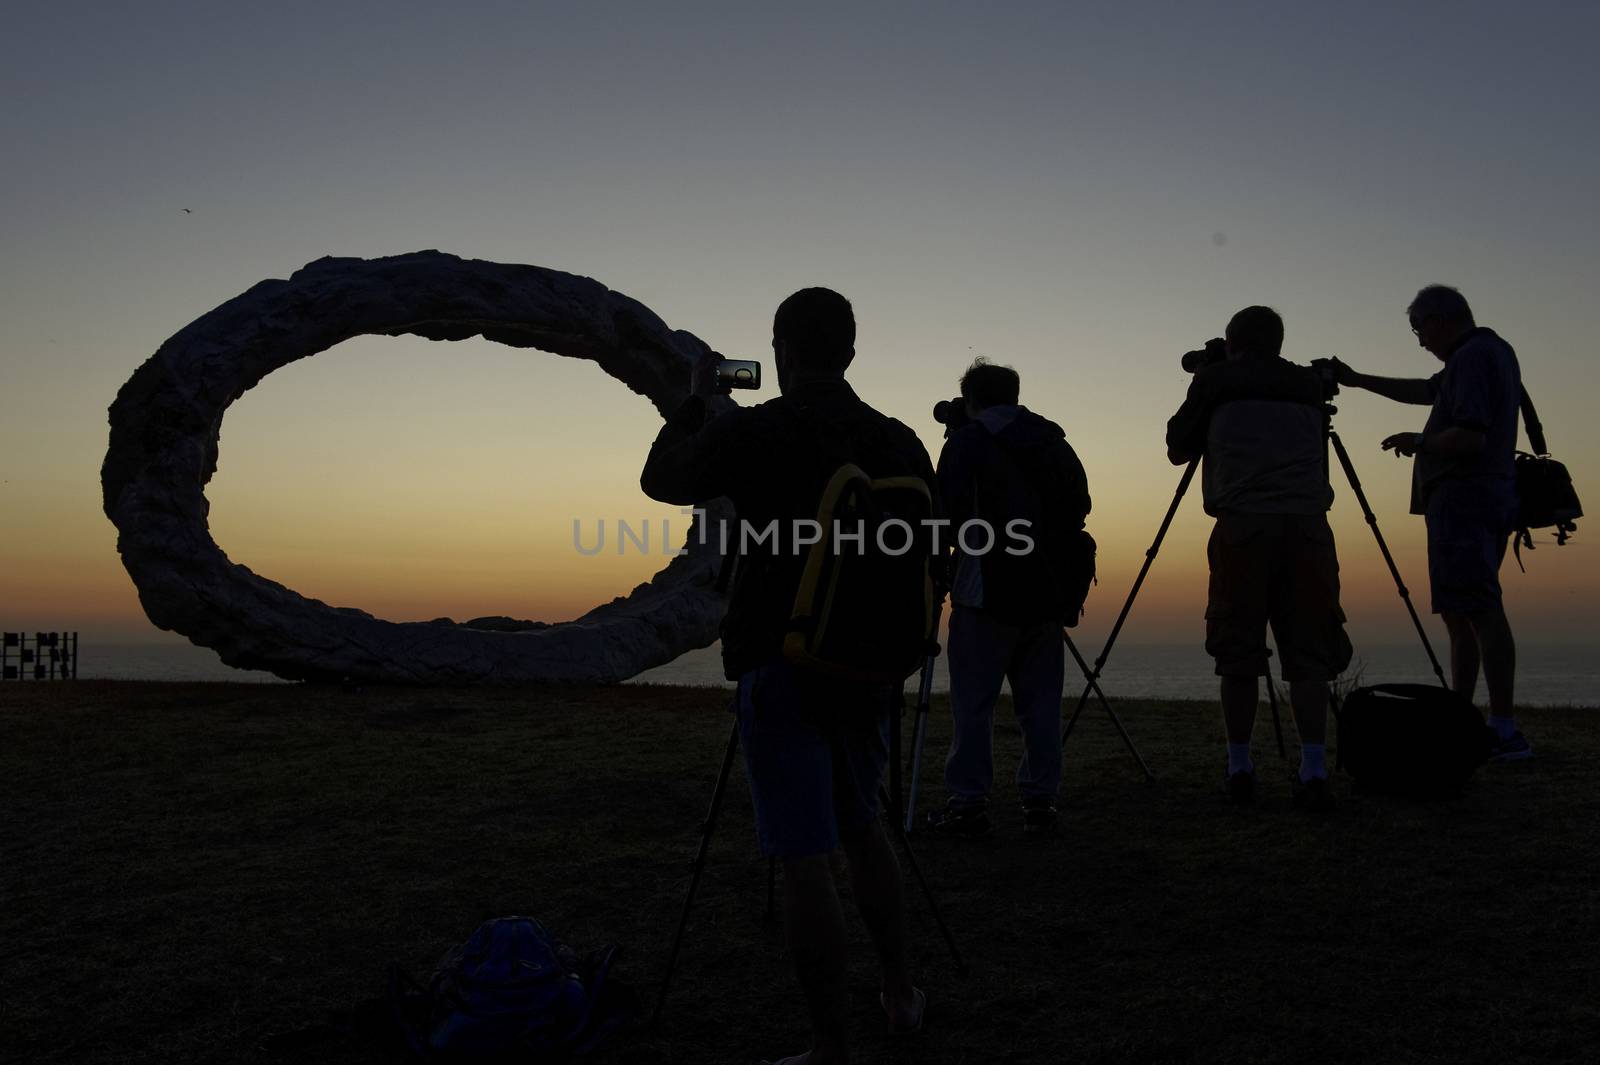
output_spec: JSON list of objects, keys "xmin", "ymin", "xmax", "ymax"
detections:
[
  {"xmin": 927, "ymin": 359, "xmax": 1091, "ymax": 837},
  {"xmin": 1167, "ymin": 306, "xmax": 1352, "ymax": 811},
  {"xmin": 641, "ymin": 288, "xmax": 933, "ymax": 1065},
  {"xmin": 1329, "ymin": 285, "xmax": 1528, "ymax": 760}
]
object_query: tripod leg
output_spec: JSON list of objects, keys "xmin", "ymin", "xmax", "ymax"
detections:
[
  {"xmin": 1063, "ymin": 458, "xmax": 1200, "ymax": 748},
  {"xmin": 1328, "ymin": 430, "xmax": 1448, "ymax": 686},
  {"xmin": 879, "ymin": 785, "xmax": 969, "ymax": 976},
  {"xmin": 654, "ymin": 717, "xmax": 741, "ymax": 1026},
  {"xmin": 1264, "ymin": 657, "xmax": 1286, "ymax": 761},
  {"xmin": 848, "ymin": 688, "xmax": 967, "ymax": 976},
  {"xmin": 904, "ymin": 704, "xmax": 930, "ymax": 833},
  {"xmin": 888, "ymin": 689, "xmax": 904, "ymax": 828},
  {"xmin": 1062, "ymin": 630, "xmax": 1155, "ymax": 781},
  {"xmin": 903, "ymin": 646, "xmax": 939, "ymax": 833},
  {"xmin": 1061, "ymin": 685, "xmax": 1092, "ymax": 742}
]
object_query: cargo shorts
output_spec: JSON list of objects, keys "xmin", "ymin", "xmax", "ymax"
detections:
[{"xmin": 1205, "ymin": 512, "xmax": 1353, "ymax": 682}]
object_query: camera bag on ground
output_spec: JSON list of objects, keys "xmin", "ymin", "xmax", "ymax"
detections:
[
  {"xmin": 1335, "ymin": 684, "xmax": 1491, "ymax": 796},
  {"xmin": 262, "ymin": 916, "xmax": 636, "ymax": 1062},
  {"xmin": 1512, "ymin": 388, "xmax": 1582, "ymax": 567},
  {"xmin": 784, "ymin": 461, "xmax": 935, "ymax": 685}
]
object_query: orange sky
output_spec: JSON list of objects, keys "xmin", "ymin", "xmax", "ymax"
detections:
[{"xmin": 3, "ymin": 5, "xmax": 1597, "ymax": 656}]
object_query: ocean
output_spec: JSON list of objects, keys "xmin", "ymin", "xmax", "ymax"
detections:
[{"xmin": 46, "ymin": 640, "xmax": 1600, "ymax": 707}]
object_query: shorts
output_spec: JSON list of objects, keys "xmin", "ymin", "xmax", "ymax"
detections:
[
  {"xmin": 1205, "ymin": 513, "xmax": 1353, "ymax": 682},
  {"xmin": 735, "ymin": 658, "xmax": 892, "ymax": 859},
  {"xmin": 1425, "ymin": 479, "xmax": 1515, "ymax": 614}
]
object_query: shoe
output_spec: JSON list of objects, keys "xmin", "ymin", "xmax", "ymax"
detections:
[
  {"xmin": 925, "ymin": 802, "xmax": 991, "ymax": 837},
  {"xmin": 1221, "ymin": 768, "xmax": 1256, "ymax": 806},
  {"xmin": 1020, "ymin": 797, "xmax": 1058, "ymax": 835},
  {"xmin": 880, "ymin": 986, "xmax": 927, "ymax": 1034},
  {"xmin": 1291, "ymin": 774, "xmax": 1337, "ymax": 812},
  {"xmin": 1486, "ymin": 728, "xmax": 1533, "ymax": 762}
]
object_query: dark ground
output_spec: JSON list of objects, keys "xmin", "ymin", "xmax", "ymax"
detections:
[{"xmin": 2, "ymin": 681, "xmax": 1596, "ymax": 1064}]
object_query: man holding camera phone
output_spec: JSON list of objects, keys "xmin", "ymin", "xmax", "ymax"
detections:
[
  {"xmin": 1326, "ymin": 285, "xmax": 1528, "ymax": 760},
  {"xmin": 1166, "ymin": 306, "xmax": 1353, "ymax": 810},
  {"xmin": 640, "ymin": 288, "xmax": 934, "ymax": 1065}
]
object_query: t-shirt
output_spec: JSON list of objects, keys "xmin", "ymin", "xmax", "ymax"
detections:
[{"xmin": 1410, "ymin": 328, "xmax": 1521, "ymax": 515}]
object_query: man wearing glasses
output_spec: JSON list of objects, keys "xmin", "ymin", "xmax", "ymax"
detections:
[{"xmin": 1329, "ymin": 285, "xmax": 1529, "ymax": 760}]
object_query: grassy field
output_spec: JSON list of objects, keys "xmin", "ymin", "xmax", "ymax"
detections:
[{"xmin": 2, "ymin": 681, "xmax": 1596, "ymax": 1065}]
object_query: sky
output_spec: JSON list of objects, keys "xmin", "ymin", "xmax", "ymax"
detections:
[{"xmin": 2, "ymin": 0, "xmax": 1597, "ymax": 662}]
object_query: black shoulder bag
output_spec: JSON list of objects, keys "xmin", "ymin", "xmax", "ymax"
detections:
[{"xmin": 1513, "ymin": 388, "xmax": 1582, "ymax": 568}]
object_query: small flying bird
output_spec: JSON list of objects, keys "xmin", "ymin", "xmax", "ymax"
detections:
[{"xmin": 181, "ymin": 208, "xmax": 191, "ymax": 214}]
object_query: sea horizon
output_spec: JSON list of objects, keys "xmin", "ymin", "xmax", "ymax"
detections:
[{"xmin": 29, "ymin": 639, "xmax": 1598, "ymax": 708}]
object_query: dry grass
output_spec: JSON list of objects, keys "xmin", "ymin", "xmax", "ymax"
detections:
[{"xmin": 2, "ymin": 680, "xmax": 1596, "ymax": 1064}]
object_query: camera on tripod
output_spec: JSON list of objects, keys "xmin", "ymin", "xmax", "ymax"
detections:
[
  {"xmin": 1180, "ymin": 337, "xmax": 1228, "ymax": 373},
  {"xmin": 1308, "ymin": 357, "xmax": 1342, "ymax": 399},
  {"xmin": 932, "ymin": 397, "xmax": 971, "ymax": 437},
  {"xmin": 1181, "ymin": 339, "xmax": 1344, "ymax": 403}
]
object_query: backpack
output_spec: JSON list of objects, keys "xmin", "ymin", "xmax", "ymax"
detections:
[
  {"xmin": 784, "ymin": 462, "xmax": 936, "ymax": 685},
  {"xmin": 1513, "ymin": 388, "xmax": 1581, "ymax": 566},
  {"xmin": 395, "ymin": 917, "xmax": 630, "ymax": 1062},
  {"xmin": 262, "ymin": 917, "xmax": 634, "ymax": 1062},
  {"xmin": 1335, "ymin": 684, "xmax": 1491, "ymax": 796},
  {"xmin": 989, "ymin": 436, "xmax": 1096, "ymax": 627}
]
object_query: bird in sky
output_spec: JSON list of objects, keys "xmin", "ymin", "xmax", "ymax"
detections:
[{"xmin": 181, "ymin": 208, "xmax": 191, "ymax": 214}]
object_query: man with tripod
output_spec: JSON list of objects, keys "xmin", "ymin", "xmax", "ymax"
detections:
[
  {"xmin": 1167, "ymin": 306, "xmax": 1353, "ymax": 810},
  {"xmin": 1329, "ymin": 285, "xmax": 1528, "ymax": 760},
  {"xmin": 641, "ymin": 288, "xmax": 932, "ymax": 1065},
  {"xmin": 927, "ymin": 359, "xmax": 1091, "ymax": 837}
]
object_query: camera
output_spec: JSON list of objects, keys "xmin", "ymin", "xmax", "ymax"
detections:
[
  {"xmin": 714, "ymin": 359, "xmax": 761, "ymax": 392},
  {"xmin": 932, "ymin": 397, "xmax": 972, "ymax": 437},
  {"xmin": 1308, "ymin": 357, "xmax": 1341, "ymax": 399},
  {"xmin": 1180, "ymin": 337, "xmax": 1228, "ymax": 373}
]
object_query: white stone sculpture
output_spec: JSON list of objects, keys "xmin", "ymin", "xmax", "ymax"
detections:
[{"xmin": 102, "ymin": 250, "xmax": 732, "ymax": 683}]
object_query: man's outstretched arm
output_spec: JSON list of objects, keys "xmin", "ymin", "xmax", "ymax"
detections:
[{"xmin": 1328, "ymin": 358, "xmax": 1436, "ymax": 405}]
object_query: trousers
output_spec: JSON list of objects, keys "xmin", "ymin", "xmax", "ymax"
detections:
[{"xmin": 943, "ymin": 605, "xmax": 1064, "ymax": 808}]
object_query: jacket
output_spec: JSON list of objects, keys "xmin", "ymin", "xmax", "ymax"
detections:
[{"xmin": 937, "ymin": 404, "xmax": 1091, "ymax": 623}]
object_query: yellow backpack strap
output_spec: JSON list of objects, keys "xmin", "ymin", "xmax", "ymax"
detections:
[{"xmin": 785, "ymin": 464, "xmax": 870, "ymax": 654}]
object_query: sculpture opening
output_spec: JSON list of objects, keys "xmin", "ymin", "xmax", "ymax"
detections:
[
  {"xmin": 101, "ymin": 251, "xmax": 732, "ymax": 684},
  {"xmin": 204, "ymin": 333, "xmax": 673, "ymax": 629}
]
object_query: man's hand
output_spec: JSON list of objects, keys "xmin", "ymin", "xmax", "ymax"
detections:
[
  {"xmin": 690, "ymin": 351, "xmax": 722, "ymax": 399},
  {"xmin": 1324, "ymin": 357, "xmax": 1357, "ymax": 386},
  {"xmin": 1380, "ymin": 431, "xmax": 1423, "ymax": 457}
]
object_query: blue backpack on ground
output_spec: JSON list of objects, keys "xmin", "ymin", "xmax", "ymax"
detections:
[
  {"xmin": 263, "ymin": 917, "xmax": 633, "ymax": 1061},
  {"xmin": 388, "ymin": 917, "xmax": 632, "ymax": 1062}
]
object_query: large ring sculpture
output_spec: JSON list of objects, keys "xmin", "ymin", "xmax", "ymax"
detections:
[{"xmin": 102, "ymin": 250, "xmax": 732, "ymax": 683}]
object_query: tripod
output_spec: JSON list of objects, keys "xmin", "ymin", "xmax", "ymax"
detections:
[
  {"xmin": 653, "ymin": 675, "xmax": 968, "ymax": 1026},
  {"xmin": 1060, "ymin": 627, "xmax": 1157, "ymax": 780},
  {"xmin": 1060, "ymin": 458, "xmax": 1199, "ymax": 766},
  {"xmin": 1326, "ymin": 426, "xmax": 1448, "ymax": 686},
  {"xmin": 1061, "ymin": 415, "xmax": 1449, "ymax": 764}
]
